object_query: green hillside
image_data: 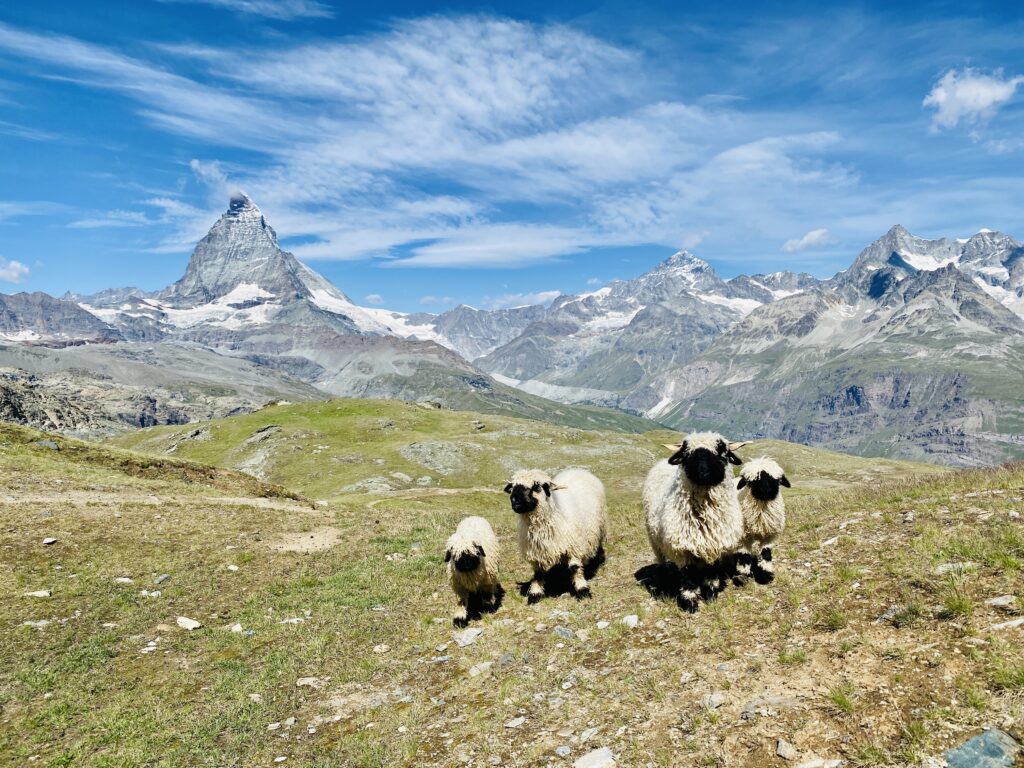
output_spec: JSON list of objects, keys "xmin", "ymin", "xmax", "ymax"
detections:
[{"xmin": 3, "ymin": 407, "xmax": 1022, "ymax": 767}]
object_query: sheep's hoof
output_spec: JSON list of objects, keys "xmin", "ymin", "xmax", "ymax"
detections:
[
  {"xmin": 527, "ymin": 592, "xmax": 543, "ymax": 605},
  {"xmin": 453, "ymin": 617, "xmax": 469, "ymax": 628},
  {"xmin": 753, "ymin": 569, "xmax": 775, "ymax": 585},
  {"xmin": 731, "ymin": 576, "xmax": 747, "ymax": 588},
  {"xmin": 677, "ymin": 596, "xmax": 699, "ymax": 614},
  {"xmin": 573, "ymin": 586, "xmax": 592, "ymax": 601}
]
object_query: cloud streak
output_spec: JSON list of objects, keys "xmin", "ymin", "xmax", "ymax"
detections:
[
  {"xmin": 783, "ymin": 227, "xmax": 833, "ymax": 252},
  {"xmin": 158, "ymin": 0, "xmax": 332, "ymax": 20}
]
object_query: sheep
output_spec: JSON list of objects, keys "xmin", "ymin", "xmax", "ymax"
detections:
[
  {"xmin": 504, "ymin": 468, "xmax": 607, "ymax": 603},
  {"xmin": 445, "ymin": 516, "xmax": 503, "ymax": 627},
  {"xmin": 643, "ymin": 432, "xmax": 745, "ymax": 612},
  {"xmin": 731, "ymin": 456, "xmax": 790, "ymax": 586}
]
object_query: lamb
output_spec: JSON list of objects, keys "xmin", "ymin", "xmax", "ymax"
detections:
[
  {"xmin": 504, "ymin": 468, "xmax": 607, "ymax": 603},
  {"xmin": 731, "ymin": 456, "xmax": 790, "ymax": 586},
  {"xmin": 445, "ymin": 516, "xmax": 503, "ymax": 627},
  {"xmin": 643, "ymin": 432, "xmax": 745, "ymax": 612}
]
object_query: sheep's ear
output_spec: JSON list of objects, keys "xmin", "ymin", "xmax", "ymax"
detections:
[
  {"xmin": 475, "ymin": 544, "xmax": 485, "ymax": 558},
  {"xmin": 444, "ymin": 549, "xmax": 452, "ymax": 562},
  {"xmin": 725, "ymin": 450, "xmax": 743, "ymax": 466},
  {"xmin": 667, "ymin": 442, "xmax": 688, "ymax": 466},
  {"xmin": 736, "ymin": 477, "xmax": 748, "ymax": 490},
  {"xmin": 541, "ymin": 482, "xmax": 551, "ymax": 497},
  {"xmin": 779, "ymin": 475, "xmax": 791, "ymax": 488},
  {"xmin": 503, "ymin": 483, "xmax": 513, "ymax": 494}
]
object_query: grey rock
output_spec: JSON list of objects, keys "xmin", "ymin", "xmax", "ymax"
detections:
[
  {"xmin": 154, "ymin": 574, "xmax": 170, "ymax": 585},
  {"xmin": 33, "ymin": 439, "xmax": 60, "ymax": 450},
  {"xmin": 702, "ymin": 692, "xmax": 726, "ymax": 709},
  {"xmin": 935, "ymin": 561, "xmax": 980, "ymax": 576},
  {"xmin": 555, "ymin": 745, "xmax": 572, "ymax": 757},
  {"xmin": 554, "ymin": 625, "xmax": 575, "ymax": 640},
  {"xmin": 777, "ymin": 739, "xmax": 798, "ymax": 761},
  {"xmin": 741, "ymin": 694, "xmax": 800, "ymax": 719},
  {"xmin": 573, "ymin": 747, "xmax": 616, "ymax": 768},
  {"xmin": 946, "ymin": 729, "xmax": 1022, "ymax": 768},
  {"xmin": 453, "ymin": 628, "xmax": 482, "ymax": 647},
  {"xmin": 504, "ymin": 716, "xmax": 526, "ymax": 728},
  {"xmin": 580, "ymin": 727, "xmax": 600, "ymax": 742},
  {"xmin": 985, "ymin": 595, "xmax": 1017, "ymax": 611}
]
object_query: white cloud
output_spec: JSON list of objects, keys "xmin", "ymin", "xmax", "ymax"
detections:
[
  {"xmin": 158, "ymin": 0, "xmax": 332, "ymax": 20},
  {"xmin": 69, "ymin": 210, "xmax": 152, "ymax": 228},
  {"xmin": 420, "ymin": 295, "xmax": 456, "ymax": 306},
  {"xmin": 782, "ymin": 227, "xmax": 833, "ymax": 252},
  {"xmin": 484, "ymin": 290, "xmax": 561, "ymax": 310},
  {"xmin": 586, "ymin": 277, "xmax": 603, "ymax": 285},
  {"xmin": 923, "ymin": 68, "xmax": 1024, "ymax": 130},
  {"xmin": 0, "ymin": 17, "xmax": 864, "ymax": 269},
  {"xmin": 0, "ymin": 256, "xmax": 30, "ymax": 283},
  {"xmin": 364, "ymin": 293, "xmax": 384, "ymax": 305}
]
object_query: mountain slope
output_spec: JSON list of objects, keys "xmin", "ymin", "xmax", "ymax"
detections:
[
  {"xmin": 641, "ymin": 238, "xmax": 1024, "ymax": 465},
  {"xmin": 12, "ymin": 406, "xmax": 1024, "ymax": 767}
]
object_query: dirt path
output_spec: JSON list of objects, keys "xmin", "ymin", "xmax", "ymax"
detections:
[{"xmin": 0, "ymin": 490, "xmax": 315, "ymax": 513}]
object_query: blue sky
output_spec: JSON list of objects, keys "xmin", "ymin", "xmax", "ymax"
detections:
[{"xmin": 1, "ymin": 0, "xmax": 1023, "ymax": 311}]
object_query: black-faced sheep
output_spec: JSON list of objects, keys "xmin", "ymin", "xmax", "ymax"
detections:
[
  {"xmin": 504, "ymin": 468, "xmax": 607, "ymax": 603},
  {"xmin": 732, "ymin": 456, "xmax": 790, "ymax": 586},
  {"xmin": 643, "ymin": 432, "xmax": 745, "ymax": 612},
  {"xmin": 445, "ymin": 516, "xmax": 503, "ymax": 627}
]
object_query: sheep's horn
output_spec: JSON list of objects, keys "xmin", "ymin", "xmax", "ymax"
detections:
[
  {"xmin": 729, "ymin": 441, "xmax": 752, "ymax": 451},
  {"xmin": 663, "ymin": 443, "xmax": 683, "ymax": 451},
  {"xmin": 549, "ymin": 482, "xmax": 566, "ymax": 491}
]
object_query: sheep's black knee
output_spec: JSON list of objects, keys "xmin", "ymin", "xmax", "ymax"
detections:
[{"xmin": 761, "ymin": 547, "xmax": 773, "ymax": 562}]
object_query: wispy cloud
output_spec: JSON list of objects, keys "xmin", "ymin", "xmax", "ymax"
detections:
[
  {"xmin": 783, "ymin": 227, "xmax": 834, "ymax": 252},
  {"xmin": 0, "ymin": 256, "xmax": 30, "ymax": 283},
  {"xmin": 158, "ymin": 0, "xmax": 332, "ymax": 20},
  {"xmin": 420, "ymin": 295, "xmax": 456, "ymax": 306},
  {"xmin": 363, "ymin": 293, "xmax": 384, "ymax": 305},
  {"xmin": 0, "ymin": 16, "xmax": 861, "ymax": 268},
  {"xmin": 69, "ymin": 210, "xmax": 153, "ymax": 229},
  {"xmin": 923, "ymin": 68, "xmax": 1024, "ymax": 130},
  {"xmin": 484, "ymin": 290, "xmax": 561, "ymax": 310}
]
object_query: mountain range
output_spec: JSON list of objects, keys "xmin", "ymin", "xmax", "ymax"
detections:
[{"xmin": 3, "ymin": 195, "xmax": 1023, "ymax": 464}]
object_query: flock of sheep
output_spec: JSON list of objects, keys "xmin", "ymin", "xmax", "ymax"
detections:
[{"xmin": 444, "ymin": 431, "xmax": 791, "ymax": 625}]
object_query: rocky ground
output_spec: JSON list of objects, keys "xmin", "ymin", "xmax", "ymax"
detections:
[{"xmin": 1, "ymin": 406, "xmax": 1022, "ymax": 767}]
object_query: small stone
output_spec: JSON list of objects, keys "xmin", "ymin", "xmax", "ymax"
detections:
[
  {"xmin": 934, "ymin": 561, "xmax": 980, "ymax": 576},
  {"xmin": 469, "ymin": 662, "xmax": 494, "ymax": 677},
  {"xmin": 902, "ymin": 511, "xmax": 915, "ymax": 523},
  {"xmin": 154, "ymin": 574, "xmax": 170, "ymax": 585},
  {"xmin": 777, "ymin": 738, "xmax": 798, "ymax": 761},
  {"xmin": 574, "ymin": 747, "xmax": 616, "ymax": 768},
  {"xmin": 372, "ymin": 644, "xmax": 390, "ymax": 654},
  {"xmin": 296, "ymin": 677, "xmax": 325, "ymax": 689},
  {"xmin": 248, "ymin": 693, "xmax": 263, "ymax": 702},
  {"xmin": 283, "ymin": 717, "xmax": 295, "ymax": 727},
  {"xmin": 554, "ymin": 625, "xmax": 575, "ymax": 639},
  {"xmin": 34, "ymin": 439, "xmax": 59, "ymax": 450},
  {"xmin": 274, "ymin": 757, "xmax": 287, "ymax": 763},
  {"xmin": 229, "ymin": 623, "xmax": 244, "ymax": 633},
  {"xmin": 267, "ymin": 722, "xmax": 281, "ymax": 731},
  {"xmin": 227, "ymin": 565, "xmax": 239, "ymax": 572},
  {"xmin": 679, "ymin": 672, "xmax": 694, "ymax": 685},
  {"xmin": 716, "ymin": 663, "xmax": 730, "ymax": 672},
  {"xmin": 505, "ymin": 716, "xmax": 526, "ymax": 728},
  {"xmin": 821, "ymin": 536, "xmax": 839, "ymax": 548},
  {"xmin": 42, "ymin": 537, "xmax": 57, "ymax": 546},
  {"xmin": 24, "ymin": 590, "xmax": 51, "ymax": 598},
  {"xmin": 596, "ymin": 620, "xmax": 610, "ymax": 630},
  {"xmin": 535, "ymin": 623, "xmax": 548, "ymax": 632},
  {"xmin": 498, "ymin": 652, "xmax": 515, "ymax": 666},
  {"xmin": 114, "ymin": 577, "xmax": 134, "ymax": 584},
  {"xmin": 985, "ymin": 595, "xmax": 1017, "ymax": 611},
  {"xmin": 986, "ymin": 617, "xmax": 1024, "ymax": 632},
  {"xmin": 702, "ymin": 692, "xmax": 726, "ymax": 709},
  {"xmin": 176, "ymin": 616, "xmax": 202, "ymax": 631},
  {"xmin": 454, "ymin": 627, "xmax": 483, "ymax": 647},
  {"xmin": 556, "ymin": 746, "xmax": 572, "ymax": 757},
  {"xmin": 621, "ymin": 615, "xmax": 639, "ymax": 629},
  {"xmin": 580, "ymin": 727, "xmax": 599, "ymax": 742},
  {"xmin": 22, "ymin": 619, "xmax": 50, "ymax": 628}
]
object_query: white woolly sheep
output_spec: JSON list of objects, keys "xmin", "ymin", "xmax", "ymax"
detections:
[
  {"xmin": 445, "ymin": 516, "xmax": 503, "ymax": 627},
  {"xmin": 643, "ymin": 432, "xmax": 745, "ymax": 612},
  {"xmin": 731, "ymin": 456, "xmax": 790, "ymax": 586},
  {"xmin": 504, "ymin": 468, "xmax": 607, "ymax": 603}
]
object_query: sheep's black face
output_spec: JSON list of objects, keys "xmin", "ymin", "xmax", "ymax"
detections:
[
  {"xmin": 454, "ymin": 552, "xmax": 481, "ymax": 572},
  {"xmin": 683, "ymin": 448, "xmax": 727, "ymax": 487},
  {"xmin": 505, "ymin": 482, "xmax": 541, "ymax": 514},
  {"xmin": 738, "ymin": 470, "xmax": 790, "ymax": 501}
]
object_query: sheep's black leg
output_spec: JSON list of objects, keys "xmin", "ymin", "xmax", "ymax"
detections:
[
  {"xmin": 698, "ymin": 560, "xmax": 727, "ymax": 602},
  {"xmin": 568, "ymin": 557, "xmax": 591, "ymax": 600},
  {"xmin": 677, "ymin": 563, "xmax": 702, "ymax": 613},
  {"xmin": 752, "ymin": 547, "xmax": 775, "ymax": 584},
  {"xmin": 526, "ymin": 567, "xmax": 546, "ymax": 604},
  {"xmin": 731, "ymin": 552, "xmax": 756, "ymax": 587},
  {"xmin": 489, "ymin": 583, "xmax": 505, "ymax": 612},
  {"xmin": 453, "ymin": 595, "xmax": 469, "ymax": 628}
]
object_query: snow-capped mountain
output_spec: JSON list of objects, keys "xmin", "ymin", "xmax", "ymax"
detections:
[{"xmin": 629, "ymin": 228, "xmax": 1024, "ymax": 466}]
